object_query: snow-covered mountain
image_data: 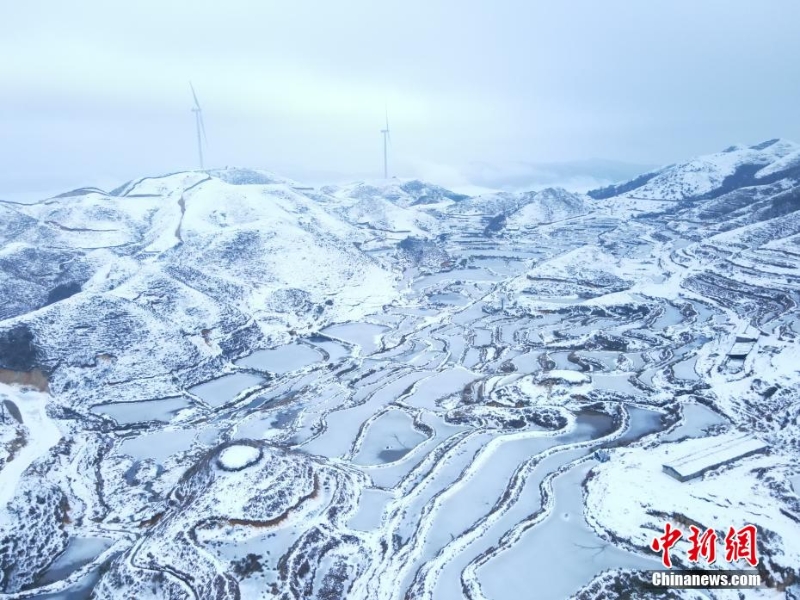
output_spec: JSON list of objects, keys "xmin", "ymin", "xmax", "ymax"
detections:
[
  {"xmin": 322, "ymin": 179, "xmax": 469, "ymax": 209},
  {"xmin": 462, "ymin": 158, "xmax": 657, "ymax": 192},
  {"xmin": 588, "ymin": 139, "xmax": 800, "ymax": 253},
  {"xmin": 449, "ymin": 187, "xmax": 589, "ymax": 238},
  {"xmin": 323, "ymin": 192, "xmax": 440, "ymax": 237},
  {"xmin": 0, "ymin": 171, "xmax": 400, "ymax": 407},
  {"xmin": 589, "ymin": 138, "xmax": 800, "ymax": 201},
  {"xmin": 3, "ymin": 142, "xmax": 800, "ymax": 599}
]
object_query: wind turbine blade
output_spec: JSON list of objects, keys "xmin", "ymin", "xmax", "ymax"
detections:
[{"xmin": 189, "ymin": 81, "xmax": 201, "ymax": 110}]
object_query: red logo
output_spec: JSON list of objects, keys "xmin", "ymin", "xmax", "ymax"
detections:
[
  {"xmin": 650, "ymin": 522, "xmax": 683, "ymax": 568},
  {"xmin": 650, "ymin": 523, "xmax": 758, "ymax": 568},
  {"xmin": 724, "ymin": 524, "xmax": 758, "ymax": 567},
  {"xmin": 687, "ymin": 525, "xmax": 718, "ymax": 564}
]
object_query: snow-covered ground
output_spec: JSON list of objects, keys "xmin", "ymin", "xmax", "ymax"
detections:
[
  {"xmin": 0, "ymin": 383, "xmax": 62, "ymax": 514},
  {"xmin": 1, "ymin": 140, "xmax": 800, "ymax": 598}
]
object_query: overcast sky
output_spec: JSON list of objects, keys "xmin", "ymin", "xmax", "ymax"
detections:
[{"xmin": 2, "ymin": 0, "xmax": 799, "ymax": 196}]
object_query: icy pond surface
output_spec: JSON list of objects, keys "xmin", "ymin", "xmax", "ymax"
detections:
[
  {"xmin": 321, "ymin": 322, "xmax": 389, "ymax": 355},
  {"xmin": 477, "ymin": 462, "xmax": 659, "ymax": 600},
  {"xmin": 91, "ymin": 396, "xmax": 191, "ymax": 425},
  {"xmin": 188, "ymin": 372, "xmax": 264, "ymax": 407},
  {"xmin": 235, "ymin": 343, "xmax": 322, "ymax": 374},
  {"xmin": 35, "ymin": 537, "xmax": 113, "ymax": 587}
]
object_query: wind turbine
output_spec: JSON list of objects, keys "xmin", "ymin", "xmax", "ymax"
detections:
[
  {"xmin": 189, "ymin": 82, "xmax": 207, "ymax": 170},
  {"xmin": 381, "ymin": 107, "xmax": 391, "ymax": 179}
]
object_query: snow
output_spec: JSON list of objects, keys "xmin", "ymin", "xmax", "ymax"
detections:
[
  {"xmin": 2, "ymin": 143, "xmax": 800, "ymax": 598},
  {"xmin": 0, "ymin": 384, "xmax": 61, "ymax": 516},
  {"xmin": 615, "ymin": 139, "xmax": 800, "ymax": 200},
  {"xmin": 505, "ymin": 188, "xmax": 588, "ymax": 227},
  {"xmin": 728, "ymin": 341, "xmax": 755, "ymax": 356},
  {"xmin": 736, "ymin": 324, "xmax": 761, "ymax": 342},
  {"xmin": 756, "ymin": 148, "xmax": 800, "ymax": 179},
  {"xmin": 323, "ymin": 178, "xmax": 466, "ymax": 209},
  {"xmin": 535, "ymin": 370, "xmax": 591, "ymax": 384},
  {"xmin": 586, "ymin": 437, "xmax": 800, "ymax": 579},
  {"xmin": 662, "ymin": 432, "xmax": 768, "ymax": 481},
  {"xmin": 217, "ymin": 444, "xmax": 261, "ymax": 470}
]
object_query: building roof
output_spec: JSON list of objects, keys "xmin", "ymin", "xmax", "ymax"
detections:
[
  {"xmin": 663, "ymin": 433, "xmax": 768, "ymax": 482},
  {"xmin": 735, "ymin": 324, "xmax": 761, "ymax": 343},
  {"xmin": 728, "ymin": 341, "xmax": 755, "ymax": 357}
]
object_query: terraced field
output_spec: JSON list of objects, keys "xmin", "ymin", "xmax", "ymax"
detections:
[{"xmin": 2, "ymin": 146, "xmax": 800, "ymax": 599}]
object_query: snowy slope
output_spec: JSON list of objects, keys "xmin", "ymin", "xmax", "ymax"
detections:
[
  {"xmin": 591, "ymin": 139, "xmax": 800, "ymax": 201},
  {"xmin": 505, "ymin": 188, "xmax": 588, "ymax": 227},
  {"xmin": 0, "ymin": 172, "xmax": 399, "ymax": 406},
  {"xmin": 451, "ymin": 187, "xmax": 587, "ymax": 224},
  {"xmin": 327, "ymin": 195, "xmax": 440, "ymax": 237},
  {"xmin": 323, "ymin": 179, "xmax": 469, "ymax": 209}
]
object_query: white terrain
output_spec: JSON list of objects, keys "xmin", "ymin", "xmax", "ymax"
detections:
[{"xmin": 1, "ymin": 139, "xmax": 800, "ymax": 599}]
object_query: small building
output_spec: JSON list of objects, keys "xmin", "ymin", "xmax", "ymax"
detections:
[
  {"xmin": 728, "ymin": 341, "xmax": 755, "ymax": 359},
  {"xmin": 726, "ymin": 324, "xmax": 761, "ymax": 360},
  {"xmin": 594, "ymin": 449, "xmax": 611, "ymax": 463},
  {"xmin": 735, "ymin": 324, "xmax": 761, "ymax": 343},
  {"xmin": 663, "ymin": 433, "xmax": 769, "ymax": 482}
]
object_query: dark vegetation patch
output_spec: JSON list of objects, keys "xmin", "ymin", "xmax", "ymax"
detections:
[
  {"xmin": 231, "ymin": 553, "xmax": 264, "ymax": 578},
  {"xmin": 0, "ymin": 325, "xmax": 39, "ymax": 372},
  {"xmin": 44, "ymin": 281, "xmax": 82, "ymax": 306},
  {"xmin": 483, "ymin": 213, "xmax": 506, "ymax": 236},
  {"xmin": 587, "ymin": 169, "xmax": 665, "ymax": 199}
]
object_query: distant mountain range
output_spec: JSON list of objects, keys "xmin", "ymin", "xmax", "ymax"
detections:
[{"xmin": 460, "ymin": 158, "xmax": 659, "ymax": 192}]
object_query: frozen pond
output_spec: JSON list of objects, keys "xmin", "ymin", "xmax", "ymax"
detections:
[
  {"xmin": 36, "ymin": 537, "xmax": 113, "ymax": 587},
  {"xmin": 91, "ymin": 396, "xmax": 191, "ymax": 425},
  {"xmin": 321, "ymin": 322, "xmax": 389, "ymax": 355},
  {"xmin": 118, "ymin": 426, "xmax": 199, "ymax": 462},
  {"xmin": 310, "ymin": 338, "xmax": 351, "ymax": 362},
  {"xmin": 188, "ymin": 372, "xmax": 263, "ymax": 407},
  {"xmin": 672, "ymin": 354, "xmax": 699, "ymax": 380},
  {"xmin": 411, "ymin": 268, "xmax": 504, "ymax": 290},
  {"xmin": 33, "ymin": 565, "xmax": 104, "ymax": 600},
  {"xmin": 652, "ymin": 303, "xmax": 684, "ymax": 329},
  {"xmin": 348, "ymin": 488, "xmax": 392, "ymax": 531},
  {"xmin": 428, "ymin": 292, "xmax": 471, "ymax": 307},
  {"xmin": 574, "ymin": 350, "xmax": 623, "ymax": 371},
  {"xmin": 477, "ymin": 462, "xmax": 659, "ymax": 600},
  {"xmin": 403, "ymin": 367, "xmax": 482, "ymax": 409},
  {"xmin": 609, "ymin": 405, "xmax": 664, "ymax": 446},
  {"xmin": 661, "ymin": 402, "xmax": 727, "ymax": 442},
  {"xmin": 413, "ymin": 413, "xmax": 619, "ymax": 572},
  {"xmin": 235, "ymin": 343, "xmax": 322, "ymax": 374},
  {"xmin": 591, "ymin": 373, "xmax": 641, "ymax": 396},
  {"xmin": 353, "ymin": 409, "xmax": 429, "ymax": 465}
]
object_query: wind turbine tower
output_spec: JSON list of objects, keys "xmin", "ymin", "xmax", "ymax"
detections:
[
  {"xmin": 381, "ymin": 108, "xmax": 390, "ymax": 179},
  {"xmin": 190, "ymin": 82, "xmax": 207, "ymax": 170}
]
